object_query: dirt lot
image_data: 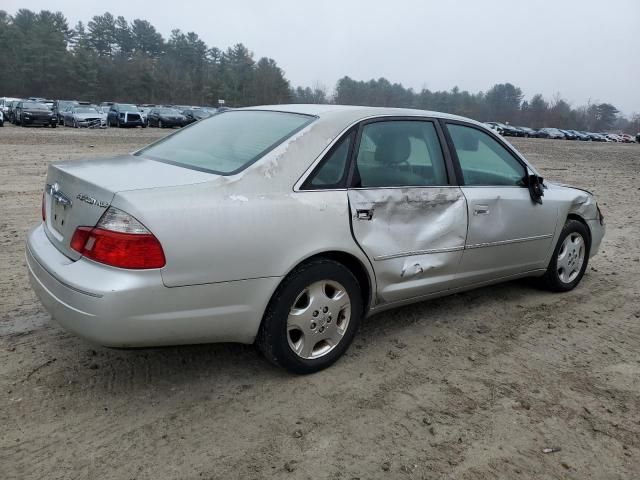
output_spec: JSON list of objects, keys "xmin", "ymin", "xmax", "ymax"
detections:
[{"xmin": 1, "ymin": 123, "xmax": 639, "ymax": 480}]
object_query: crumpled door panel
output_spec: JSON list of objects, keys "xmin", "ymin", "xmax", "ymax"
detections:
[{"xmin": 348, "ymin": 187, "xmax": 467, "ymax": 303}]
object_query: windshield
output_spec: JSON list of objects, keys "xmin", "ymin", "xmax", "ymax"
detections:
[
  {"xmin": 75, "ymin": 107, "xmax": 100, "ymax": 114},
  {"xmin": 158, "ymin": 108, "xmax": 180, "ymax": 114},
  {"xmin": 119, "ymin": 104, "xmax": 139, "ymax": 112},
  {"xmin": 24, "ymin": 102, "xmax": 49, "ymax": 109},
  {"xmin": 137, "ymin": 110, "xmax": 315, "ymax": 175}
]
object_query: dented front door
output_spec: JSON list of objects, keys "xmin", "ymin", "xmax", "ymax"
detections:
[{"xmin": 348, "ymin": 187, "xmax": 468, "ymax": 303}]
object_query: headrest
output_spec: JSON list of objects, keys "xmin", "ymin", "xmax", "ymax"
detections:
[{"xmin": 374, "ymin": 132, "xmax": 411, "ymax": 164}]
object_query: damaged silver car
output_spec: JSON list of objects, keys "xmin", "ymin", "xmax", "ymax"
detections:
[{"xmin": 26, "ymin": 105, "xmax": 605, "ymax": 373}]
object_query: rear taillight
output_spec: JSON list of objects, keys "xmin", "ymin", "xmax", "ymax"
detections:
[
  {"xmin": 41, "ymin": 192, "xmax": 46, "ymax": 222},
  {"xmin": 70, "ymin": 207, "xmax": 165, "ymax": 269}
]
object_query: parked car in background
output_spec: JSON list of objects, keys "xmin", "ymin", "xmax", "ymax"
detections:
[
  {"xmin": 584, "ymin": 132, "xmax": 606, "ymax": 142},
  {"xmin": 618, "ymin": 134, "xmax": 636, "ymax": 143},
  {"xmin": 1, "ymin": 96, "xmax": 21, "ymax": 116},
  {"xmin": 147, "ymin": 107, "xmax": 188, "ymax": 128},
  {"xmin": 107, "ymin": 103, "xmax": 146, "ymax": 128},
  {"xmin": 52, "ymin": 100, "xmax": 79, "ymax": 125},
  {"xmin": 7, "ymin": 99, "xmax": 21, "ymax": 123},
  {"xmin": 62, "ymin": 105, "xmax": 107, "ymax": 128},
  {"xmin": 137, "ymin": 105, "xmax": 155, "ymax": 124},
  {"xmin": 14, "ymin": 100, "xmax": 57, "ymax": 127},
  {"xmin": 605, "ymin": 134, "xmax": 622, "ymax": 142},
  {"xmin": 567, "ymin": 130, "xmax": 591, "ymax": 141},
  {"xmin": 484, "ymin": 122, "xmax": 503, "ymax": 135},
  {"xmin": 27, "ymin": 105, "xmax": 605, "ymax": 373},
  {"xmin": 558, "ymin": 129, "xmax": 577, "ymax": 140},
  {"xmin": 538, "ymin": 128, "xmax": 565, "ymax": 139},
  {"xmin": 182, "ymin": 107, "xmax": 213, "ymax": 125},
  {"xmin": 636, "ymin": 133, "xmax": 640, "ymax": 143},
  {"xmin": 516, "ymin": 126, "xmax": 540, "ymax": 138},
  {"xmin": 486, "ymin": 122, "xmax": 522, "ymax": 136}
]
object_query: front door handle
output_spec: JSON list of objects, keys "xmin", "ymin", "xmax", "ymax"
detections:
[
  {"xmin": 356, "ymin": 209, "xmax": 374, "ymax": 220},
  {"xmin": 473, "ymin": 205, "xmax": 490, "ymax": 216}
]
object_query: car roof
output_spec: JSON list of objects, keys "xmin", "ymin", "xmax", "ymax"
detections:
[{"xmin": 241, "ymin": 104, "xmax": 483, "ymax": 127}]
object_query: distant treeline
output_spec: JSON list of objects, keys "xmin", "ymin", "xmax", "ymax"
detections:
[{"xmin": 1, "ymin": 9, "xmax": 638, "ymax": 133}]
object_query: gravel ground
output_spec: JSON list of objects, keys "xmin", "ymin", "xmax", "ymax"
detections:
[{"xmin": 1, "ymin": 123, "xmax": 639, "ymax": 480}]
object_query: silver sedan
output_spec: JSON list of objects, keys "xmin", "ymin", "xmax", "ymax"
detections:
[{"xmin": 26, "ymin": 105, "xmax": 605, "ymax": 373}]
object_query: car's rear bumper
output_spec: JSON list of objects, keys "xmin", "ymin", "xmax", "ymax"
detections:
[{"xmin": 26, "ymin": 224, "xmax": 279, "ymax": 347}]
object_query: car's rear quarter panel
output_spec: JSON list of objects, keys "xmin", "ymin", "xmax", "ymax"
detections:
[{"xmin": 112, "ymin": 114, "xmax": 375, "ymax": 289}]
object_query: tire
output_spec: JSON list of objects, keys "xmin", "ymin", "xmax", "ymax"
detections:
[
  {"xmin": 257, "ymin": 259, "xmax": 363, "ymax": 374},
  {"xmin": 539, "ymin": 219, "xmax": 590, "ymax": 292},
  {"xmin": 51, "ymin": 123, "xmax": 56, "ymax": 128}
]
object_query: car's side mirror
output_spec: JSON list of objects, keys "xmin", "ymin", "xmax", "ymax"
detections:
[{"xmin": 526, "ymin": 174, "xmax": 544, "ymax": 204}]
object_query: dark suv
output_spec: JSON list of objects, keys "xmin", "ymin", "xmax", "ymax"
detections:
[
  {"xmin": 107, "ymin": 103, "xmax": 146, "ymax": 128},
  {"xmin": 14, "ymin": 101, "xmax": 57, "ymax": 127}
]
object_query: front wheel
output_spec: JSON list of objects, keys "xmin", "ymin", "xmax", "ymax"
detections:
[
  {"xmin": 257, "ymin": 259, "xmax": 363, "ymax": 374},
  {"xmin": 539, "ymin": 220, "xmax": 590, "ymax": 292}
]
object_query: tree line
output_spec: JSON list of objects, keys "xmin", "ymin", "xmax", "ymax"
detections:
[{"xmin": 1, "ymin": 9, "xmax": 637, "ymax": 133}]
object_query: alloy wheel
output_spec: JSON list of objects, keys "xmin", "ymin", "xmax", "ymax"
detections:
[
  {"xmin": 557, "ymin": 233, "xmax": 585, "ymax": 283},
  {"xmin": 286, "ymin": 280, "xmax": 351, "ymax": 360}
]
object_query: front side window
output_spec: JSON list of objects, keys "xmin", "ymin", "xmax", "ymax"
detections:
[
  {"xmin": 352, "ymin": 120, "xmax": 448, "ymax": 188},
  {"xmin": 447, "ymin": 124, "xmax": 526, "ymax": 186},
  {"xmin": 137, "ymin": 110, "xmax": 315, "ymax": 175}
]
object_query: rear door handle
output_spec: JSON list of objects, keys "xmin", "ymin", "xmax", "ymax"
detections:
[
  {"xmin": 473, "ymin": 205, "xmax": 490, "ymax": 215},
  {"xmin": 356, "ymin": 209, "xmax": 374, "ymax": 220}
]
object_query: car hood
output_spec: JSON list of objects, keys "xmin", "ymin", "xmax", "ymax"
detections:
[
  {"xmin": 547, "ymin": 181, "xmax": 593, "ymax": 196},
  {"xmin": 23, "ymin": 108, "xmax": 52, "ymax": 113}
]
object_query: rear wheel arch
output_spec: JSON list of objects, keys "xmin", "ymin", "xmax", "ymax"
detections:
[{"xmin": 271, "ymin": 251, "xmax": 373, "ymax": 318}]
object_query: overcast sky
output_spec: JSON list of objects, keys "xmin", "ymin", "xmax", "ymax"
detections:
[{"xmin": 6, "ymin": 0, "xmax": 639, "ymax": 114}]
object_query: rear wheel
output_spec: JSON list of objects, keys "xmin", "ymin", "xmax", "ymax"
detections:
[
  {"xmin": 539, "ymin": 219, "xmax": 590, "ymax": 292},
  {"xmin": 257, "ymin": 259, "xmax": 363, "ymax": 374}
]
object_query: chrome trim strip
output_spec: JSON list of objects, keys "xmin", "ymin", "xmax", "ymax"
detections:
[
  {"xmin": 465, "ymin": 233, "xmax": 553, "ymax": 250},
  {"xmin": 374, "ymin": 245, "xmax": 465, "ymax": 261}
]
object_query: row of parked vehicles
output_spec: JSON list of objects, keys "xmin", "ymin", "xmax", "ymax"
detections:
[
  {"xmin": 484, "ymin": 121, "xmax": 638, "ymax": 143},
  {"xmin": 1, "ymin": 96, "xmax": 637, "ymax": 142},
  {"xmin": 0, "ymin": 97, "xmax": 221, "ymax": 129}
]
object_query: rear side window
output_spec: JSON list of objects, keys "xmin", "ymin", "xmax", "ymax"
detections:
[
  {"xmin": 137, "ymin": 111, "xmax": 315, "ymax": 175},
  {"xmin": 447, "ymin": 124, "xmax": 526, "ymax": 186},
  {"xmin": 302, "ymin": 132, "xmax": 354, "ymax": 189},
  {"xmin": 352, "ymin": 120, "xmax": 448, "ymax": 188}
]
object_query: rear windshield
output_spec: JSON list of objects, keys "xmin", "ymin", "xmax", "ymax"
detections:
[{"xmin": 136, "ymin": 110, "xmax": 316, "ymax": 175}]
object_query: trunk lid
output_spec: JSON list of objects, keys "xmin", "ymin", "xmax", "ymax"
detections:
[{"xmin": 43, "ymin": 154, "xmax": 215, "ymax": 260}]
